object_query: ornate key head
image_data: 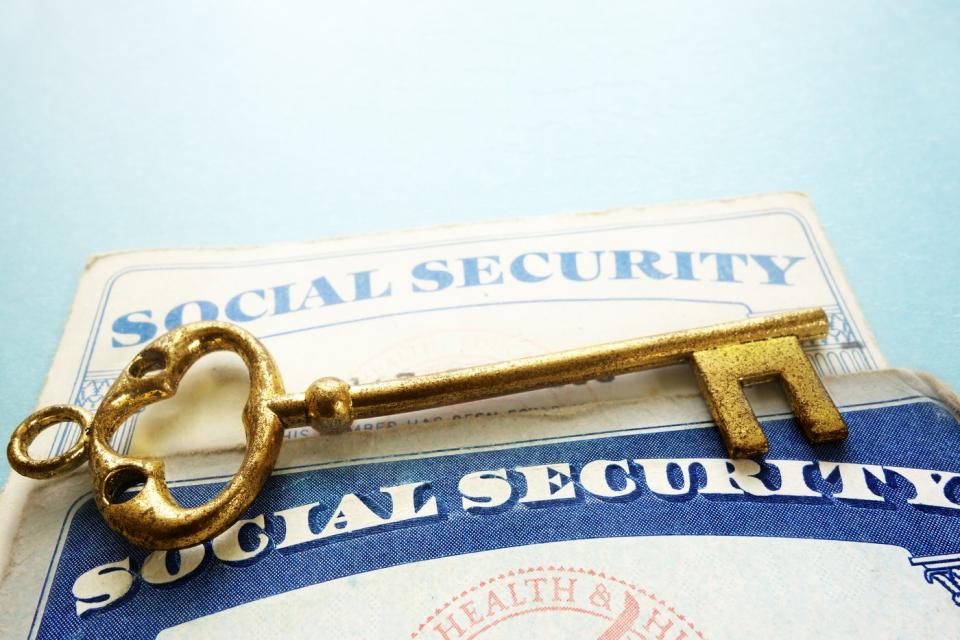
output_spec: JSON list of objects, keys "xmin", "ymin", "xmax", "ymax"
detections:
[{"xmin": 10, "ymin": 323, "xmax": 288, "ymax": 549}]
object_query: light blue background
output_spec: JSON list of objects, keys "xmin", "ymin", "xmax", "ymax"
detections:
[{"xmin": 0, "ymin": 2, "xmax": 957, "ymax": 484}]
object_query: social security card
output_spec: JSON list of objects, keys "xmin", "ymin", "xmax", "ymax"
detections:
[
  {"xmin": 1, "ymin": 369, "xmax": 957, "ymax": 638},
  {"xmin": 16, "ymin": 192, "xmax": 882, "ymax": 468}
]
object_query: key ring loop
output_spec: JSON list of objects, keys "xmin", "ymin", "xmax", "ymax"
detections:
[{"xmin": 7, "ymin": 404, "xmax": 93, "ymax": 479}]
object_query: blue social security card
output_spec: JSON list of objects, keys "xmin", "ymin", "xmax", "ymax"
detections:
[{"xmin": 7, "ymin": 370, "xmax": 960, "ymax": 638}]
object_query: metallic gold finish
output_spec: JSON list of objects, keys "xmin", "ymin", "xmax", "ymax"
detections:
[
  {"xmin": 339, "ymin": 308, "xmax": 829, "ymax": 418},
  {"xmin": 7, "ymin": 307, "xmax": 847, "ymax": 550},
  {"xmin": 691, "ymin": 336, "xmax": 847, "ymax": 458},
  {"xmin": 89, "ymin": 322, "xmax": 285, "ymax": 550},
  {"xmin": 90, "ymin": 322, "xmax": 286, "ymax": 550},
  {"xmin": 8, "ymin": 404, "xmax": 93, "ymax": 479}
]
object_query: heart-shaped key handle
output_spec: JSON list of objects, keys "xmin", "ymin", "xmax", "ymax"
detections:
[{"xmin": 9, "ymin": 323, "xmax": 288, "ymax": 549}]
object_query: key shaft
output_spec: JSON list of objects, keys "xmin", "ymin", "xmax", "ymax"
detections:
[{"xmin": 268, "ymin": 308, "xmax": 833, "ymax": 440}]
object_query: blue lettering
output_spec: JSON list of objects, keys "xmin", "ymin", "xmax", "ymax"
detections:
[
  {"xmin": 111, "ymin": 310, "xmax": 158, "ymax": 348},
  {"xmin": 225, "ymin": 290, "xmax": 266, "ymax": 322},
  {"xmin": 699, "ymin": 252, "xmax": 748, "ymax": 283},
  {"xmin": 295, "ymin": 277, "xmax": 344, "ymax": 310},
  {"xmin": 460, "ymin": 256, "xmax": 503, "ymax": 287},
  {"xmin": 558, "ymin": 251, "xmax": 603, "ymax": 282},
  {"xmin": 751, "ymin": 255, "xmax": 805, "ymax": 285},
  {"xmin": 164, "ymin": 301, "xmax": 219, "ymax": 331},
  {"xmin": 271, "ymin": 283, "xmax": 295, "ymax": 315},
  {"xmin": 351, "ymin": 270, "xmax": 392, "ymax": 301},
  {"xmin": 673, "ymin": 251, "xmax": 696, "ymax": 281},
  {"xmin": 612, "ymin": 250, "xmax": 670, "ymax": 280},
  {"xmin": 411, "ymin": 260, "xmax": 454, "ymax": 293},
  {"xmin": 510, "ymin": 253, "xmax": 550, "ymax": 283}
]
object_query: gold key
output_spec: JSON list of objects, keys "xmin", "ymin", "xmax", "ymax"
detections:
[{"xmin": 7, "ymin": 307, "xmax": 846, "ymax": 550}]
